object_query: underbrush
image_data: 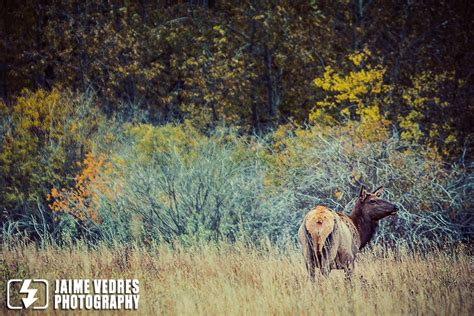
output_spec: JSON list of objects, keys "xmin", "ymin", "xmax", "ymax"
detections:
[
  {"xmin": 1, "ymin": 90, "xmax": 471, "ymax": 248},
  {"xmin": 5, "ymin": 121, "xmax": 468, "ymax": 249}
]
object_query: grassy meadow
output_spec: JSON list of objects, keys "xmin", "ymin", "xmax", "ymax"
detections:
[{"xmin": 1, "ymin": 242, "xmax": 472, "ymax": 315}]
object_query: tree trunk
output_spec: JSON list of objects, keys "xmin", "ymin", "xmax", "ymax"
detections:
[{"xmin": 263, "ymin": 45, "xmax": 280, "ymax": 126}]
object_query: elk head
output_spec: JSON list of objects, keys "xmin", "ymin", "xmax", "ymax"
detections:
[{"xmin": 358, "ymin": 186, "xmax": 398, "ymax": 220}]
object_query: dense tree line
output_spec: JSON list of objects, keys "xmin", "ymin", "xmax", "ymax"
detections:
[{"xmin": 1, "ymin": 1, "xmax": 472, "ymax": 140}]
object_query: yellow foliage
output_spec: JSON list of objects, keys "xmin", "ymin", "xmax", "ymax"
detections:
[
  {"xmin": 0, "ymin": 88, "xmax": 103, "ymax": 212},
  {"xmin": 399, "ymin": 110, "xmax": 424, "ymax": 142},
  {"xmin": 347, "ymin": 47, "xmax": 371, "ymax": 66},
  {"xmin": 357, "ymin": 104, "xmax": 390, "ymax": 141},
  {"xmin": 125, "ymin": 121, "xmax": 204, "ymax": 164},
  {"xmin": 310, "ymin": 48, "xmax": 391, "ymax": 142},
  {"xmin": 400, "ymin": 71, "xmax": 459, "ymax": 156}
]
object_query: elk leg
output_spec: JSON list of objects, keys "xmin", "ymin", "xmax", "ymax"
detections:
[
  {"xmin": 343, "ymin": 260, "xmax": 355, "ymax": 281},
  {"xmin": 320, "ymin": 266, "xmax": 331, "ymax": 277},
  {"xmin": 320, "ymin": 259, "xmax": 331, "ymax": 277},
  {"xmin": 304, "ymin": 250, "xmax": 316, "ymax": 282},
  {"xmin": 307, "ymin": 262, "xmax": 316, "ymax": 282}
]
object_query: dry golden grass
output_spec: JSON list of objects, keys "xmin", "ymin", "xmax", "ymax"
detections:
[{"xmin": 1, "ymin": 242, "xmax": 472, "ymax": 315}]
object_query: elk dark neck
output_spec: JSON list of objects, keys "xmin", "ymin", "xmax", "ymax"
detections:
[{"xmin": 349, "ymin": 202, "xmax": 379, "ymax": 249}]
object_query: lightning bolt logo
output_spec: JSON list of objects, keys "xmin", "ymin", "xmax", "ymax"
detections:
[
  {"xmin": 19, "ymin": 279, "xmax": 39, "ymax": 308},
  {"xmin": 7, "ymin": 279, "xmax": 49, "ymax": 310}
]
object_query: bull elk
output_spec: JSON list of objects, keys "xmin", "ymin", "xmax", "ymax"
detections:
[{"xmin": 298, "ymin": 186, "xmax": 398, "ymax": 281}]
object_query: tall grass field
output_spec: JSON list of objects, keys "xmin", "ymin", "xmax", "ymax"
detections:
[{"xmin": 1, "ymin": 242, "xmax": 472, "ymax": 315}]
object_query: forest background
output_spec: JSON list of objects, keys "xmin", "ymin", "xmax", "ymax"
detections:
[{"xmin": 0, "ymin": 0, "xmax": 472, "ymax": 247}]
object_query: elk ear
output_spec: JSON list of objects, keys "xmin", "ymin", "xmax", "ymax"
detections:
[
  {"xmin": 373, "ymin": 186, "xmax": 384, "ymax": 197},
  {"xmin": 359, "ymin": 185, "xmax": 368, "ymax": 202}
]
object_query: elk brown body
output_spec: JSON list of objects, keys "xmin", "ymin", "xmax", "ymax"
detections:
[{"xmin": 298, "ymin": 186, "xmax": 398, "ymax": 280}]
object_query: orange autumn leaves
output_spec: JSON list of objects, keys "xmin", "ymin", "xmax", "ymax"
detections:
[{"xmin": 48, "ymin": 153, "xmax": 113, "ymax": 222}]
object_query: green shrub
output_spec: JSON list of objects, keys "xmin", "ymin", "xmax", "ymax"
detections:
[
  {"xmin": 42, "ymin": 122, "xmax": 470, "ymax": 248},
  {"xmin": 84, "ymin": 124, "xmax": 286, "ymax": 244}
]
